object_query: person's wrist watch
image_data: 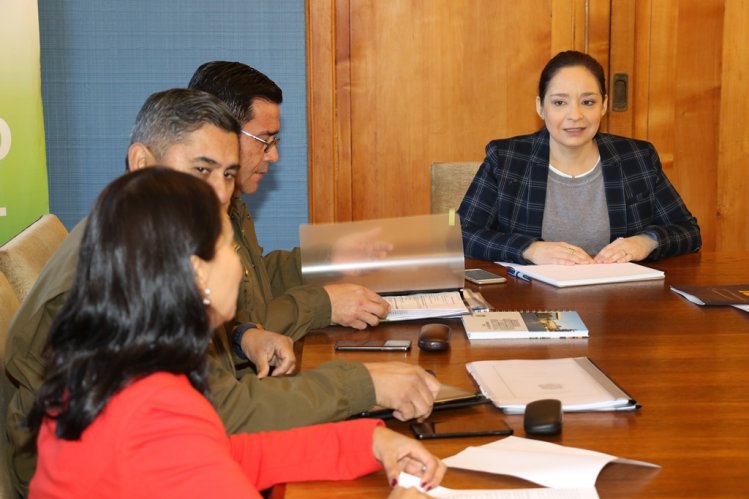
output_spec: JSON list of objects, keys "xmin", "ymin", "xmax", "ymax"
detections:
[{"xmin": 230, "ymin": 323, "xmax": 258, "ymax": 360}]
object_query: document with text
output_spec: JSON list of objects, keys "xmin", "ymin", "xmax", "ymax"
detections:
[{"xmin": 384, "ymin": 291, "xmax": 469, "ymax": 321}]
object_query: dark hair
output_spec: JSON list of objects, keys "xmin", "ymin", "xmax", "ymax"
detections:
[
  {"xmin": 538, "ymin": 50, "xmax": 606, "ymax": 101},
  {"xmin": 129, "ymin": 88, "xmax": 240, "ymax": 159},
  {"xmin": 188, "ymin": 61, "xmax": 283, "ymax": 124},
  {"xmin": 27, "ymin": 168, "xmax": 223, "ymax": 440}
]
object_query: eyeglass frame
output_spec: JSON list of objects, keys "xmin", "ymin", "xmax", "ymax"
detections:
[{"xmin": 240, "ymin": 130, "xmax": 280, "ymax": 152}]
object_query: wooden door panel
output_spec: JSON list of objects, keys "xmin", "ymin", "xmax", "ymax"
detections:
[
  {"xmin": 609, "ymin": 0, "xmax": 724, "ymax": 251},
  {"xmin": 308, "ymin": 0, "xmax": 595, "ymax": 222},
  {"xmin": 348, "ymin": 0, "xmax": 552, "ymax": 219}
]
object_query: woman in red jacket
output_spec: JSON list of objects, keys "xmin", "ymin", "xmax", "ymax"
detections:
[{"xmin": 27, "ymin": 168, "xmax": 444, "ymax": 498}]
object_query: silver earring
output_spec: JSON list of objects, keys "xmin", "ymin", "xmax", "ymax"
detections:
[{"xmin": 202, "ymin": 288, "xmax": 211, "ymax": 306}]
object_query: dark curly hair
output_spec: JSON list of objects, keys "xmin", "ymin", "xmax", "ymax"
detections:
[{"xmin": 27, "ymin": 167, "xmax": 222, "ymax": 440}]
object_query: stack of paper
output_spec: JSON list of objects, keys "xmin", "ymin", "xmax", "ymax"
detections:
[
  {"xmin": 384, "ymin": 291, "xmax": 469, "ymax": 321},
  {"xmin": 467, "ymin": 358, "xmax": 637, "ymax": 414},
  {"xmin": 497, "ymin": 262, "xmax": 664, "ymax": 288}
]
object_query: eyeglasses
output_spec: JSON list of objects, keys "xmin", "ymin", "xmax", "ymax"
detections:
[{"xmin": 240, "ymin": 130, "xmax": 280, "ymax": 153}]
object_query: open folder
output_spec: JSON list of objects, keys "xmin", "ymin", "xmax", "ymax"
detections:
[
  {"xmin": 467, "ymin": 357, "xmax": 638, "ymax": 414},
  {"xmin": 352, "ymin": 383, "xmax": 488, "ymax": 419}
]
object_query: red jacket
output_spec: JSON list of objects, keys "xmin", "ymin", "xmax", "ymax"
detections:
[{"xmin": 30, "ymin": 372, "xmax": 382, "ymax": 498}]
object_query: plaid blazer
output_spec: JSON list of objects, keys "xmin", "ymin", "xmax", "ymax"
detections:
[{"xmin": 458, "ymin": 129, "xmax": 701, "ymax": 263}]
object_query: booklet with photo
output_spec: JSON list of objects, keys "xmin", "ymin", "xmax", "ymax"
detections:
[
  {"xmin": 462, "ymin": 310, "xmax": 588, "ymax": 340},
  {"xmin": 670, "ymin": 284, "xmax": 749, "ymax": 306}
]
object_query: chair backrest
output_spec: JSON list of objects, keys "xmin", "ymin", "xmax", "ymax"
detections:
[
  {"xmin": 0, "ymin": 214, "xmax": 68, "ymax": 301},
  {"xmin": 430, "ymin": 162, "xmax": 481, "ymax": 214},
  {"xmin": 1, "ymin": 271, "xmax": 21, "ymax": 499},
  {"xmin": 0, "ymin": 271, "xmax": 20, "ymax": 360}
]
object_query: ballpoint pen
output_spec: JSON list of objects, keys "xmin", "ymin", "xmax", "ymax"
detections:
[
  {"xmin": 461, "ymin": 288, "xmax": 490, "ymax": 312},
  {"xmin": 507, "ymin": 267, "xmax": 532, "ymax": 283},
  {"xmin": 471, "ymin": 290, "xmax": 492, "ymax": 311}
]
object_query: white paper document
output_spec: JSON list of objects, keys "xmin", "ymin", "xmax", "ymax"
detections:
[
  {"xmin": 384, "ymin": 291, "xmax": 469, "ymax": 321},
  {"xmin": 467, "ymin": 358, "xmax": 637, "ymax": 414},
  {"xmin": 496, "ymin": 262, "xmax": 664, "ymax": 288},
  {"xmin": 441, "ymin": 436, "xmax": 658, "ymax": 489},
  {"xmin": 398, "ymin": 471, "xmax": 599, "ymax": 498},
  {"xmin": 734, "ymin": 304, "xmax": 749, "ymax": 313}
]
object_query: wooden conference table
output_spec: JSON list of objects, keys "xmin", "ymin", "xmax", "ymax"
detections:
[{"xmin": 278, "ymin": 252, "xmax": 749, "ymax": 498}]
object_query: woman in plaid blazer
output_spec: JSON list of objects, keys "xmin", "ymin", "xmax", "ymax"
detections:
[{"xmin": 458, "ymin": 51, "xmax": 700, "ymax": 265}]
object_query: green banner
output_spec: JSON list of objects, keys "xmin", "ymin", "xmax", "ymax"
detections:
[{"xmin": 0, "ymin": 0, "xmax": 49, "ymax": 245}]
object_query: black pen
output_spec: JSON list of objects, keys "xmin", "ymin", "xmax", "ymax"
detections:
[{"xmin": 507, "ymin": 267, "xmax": 532, "ymax": 283}]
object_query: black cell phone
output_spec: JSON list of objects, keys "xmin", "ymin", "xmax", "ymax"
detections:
[
  {"xmin": 464, "ymin": 268, "xmax": 507, "ymax": 285},
  {"xmin": 410, "ymin": 419, "xmax": 513, "ymax": 439},
  {"xmin": 334, "ymin": 339, "xmax": 412, "ymax": 351}
]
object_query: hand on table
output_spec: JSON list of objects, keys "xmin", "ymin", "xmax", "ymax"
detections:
[
  {"xmin": 522, "ymin": 241, "xmax": 594, "ymax": 265},
  {"xmin": 238, "ymin": 327, "xmax": 296, "ymax": 379},
  {"xmin": 594, "ymin": 235, "xmax": 657, "ymax": 263},
  {"xmin": 364, "ymin": 362, "xmax": 440, "ymax": 421},
  {"xmin": 372, "ymin": 426, "xmax": 446, "ymax": 493},
  {"xmin": 324, "ymin": 283, "xmax": 390, "ymax": 329}
]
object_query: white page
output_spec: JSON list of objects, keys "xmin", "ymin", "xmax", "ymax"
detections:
[
  {"xmin": 734, "ymin": 304, "xmax": 749, "ymax": 313},
  {"xmin": 670, "ymin": 286, "xmax": 706, "ymax": 305},
  {"xmin": 398, "ymin": 472, "xmax": 599, "ymax": 498},
  {"xmin": 441, "ymin": 436, "xmax": 658, "ymax": 489},
  {"xmin": 496, "ymin": 262, "xmax": 663, "ymax": 288}
]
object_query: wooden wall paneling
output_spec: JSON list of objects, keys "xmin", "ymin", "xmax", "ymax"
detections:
[
  {"xmin": 632, "ymin": 0, "xmax": 723, "ymax": 251},
  {"xmin": 587, "ymin": 0, "xmax": 613, "ymax": 78},
  {"xmin": 333, "ymin": 0, "xmax": 354, "ymax": 222},
  {"xmin": 607, "ymin": 0, "xmax": 637, "ymax": 136},
  {"xmin": 345, "ymin": 0, "xmax": 559, "ymax": 220},
  {"xmin": 550, "ymin": 0, "xmax": 588, "ymax": 55},
  {"xmin": 609, "ymin": 1, "xmax": 731, "ymax": 251},
  {"xmin": 717, "ymin": 0, "xmax": 749, "ymax": 251},
  {"xmin": 307, "ymin": 1, "xmax": 582, "ymax": 222},
  {"xmin": 306, "ymin": 0, "xmax": 336, "ymax": 223},
  {"xmin": 672, "ymin": 0, "xmax": 723, "ymax": 252},
  {"xmin": 644, "ymin": 0, "xmax": 678, "ymax": 175},
  {"xmin": 630, "ymin": 0, "xmax": 652, "ymax": 139},
  {"xmin": 306, "ymin": 0, "xmax": 356, "ymax": 224}
]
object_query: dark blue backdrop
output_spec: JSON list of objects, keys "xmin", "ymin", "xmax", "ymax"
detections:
[{"xmin": 39, "ymin": 0, "xmax": 308, "ymax": 250}]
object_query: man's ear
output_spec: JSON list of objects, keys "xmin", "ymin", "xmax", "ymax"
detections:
[{"xmin": 127, "ymin": 143, "xmax": 155, "ymax": 173}]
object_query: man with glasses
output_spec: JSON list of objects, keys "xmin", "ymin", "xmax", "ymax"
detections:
[{"xmin": 189, "ymin": 62, "xmax": 392, "ymax": 346}]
